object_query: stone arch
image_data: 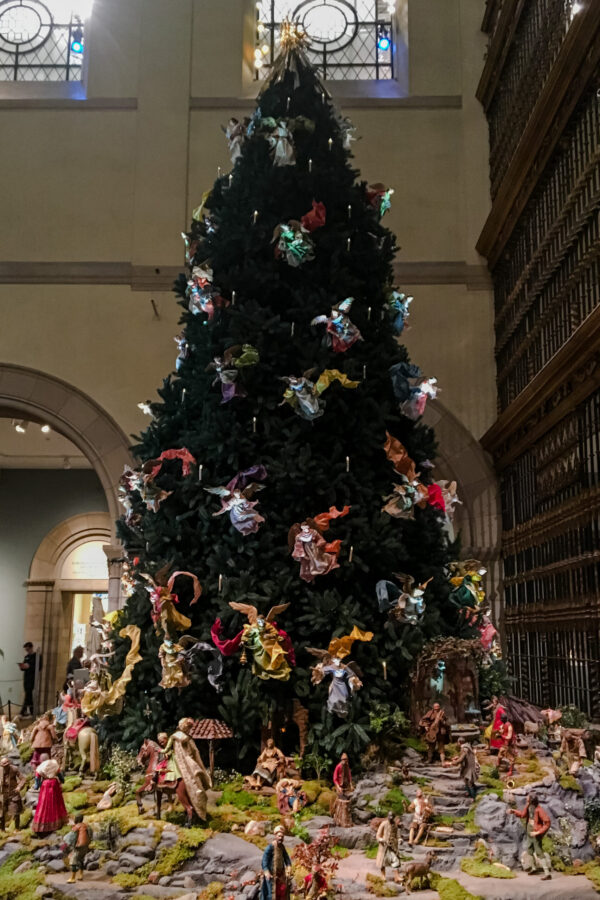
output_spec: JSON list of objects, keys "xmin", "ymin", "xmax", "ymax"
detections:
[
  {"xmin": 25, "ymin": 511, "xmax": 113, "ymax": 712},
  {"xmin": 423, "ymin": 399, "xmax": 502, "ymax": 627},
  {"xmin": 0, "ymin": 363, "xmax": 133, "ymax": 534}
]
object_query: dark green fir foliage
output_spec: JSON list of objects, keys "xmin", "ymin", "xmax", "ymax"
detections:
[{"xmin": 102, "ymin": 45, "xmax": 470, "ymax": 762}]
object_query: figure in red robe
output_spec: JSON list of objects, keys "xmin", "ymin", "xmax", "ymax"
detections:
[
  {"xmin": 489, "ymin": 695, "xmax": 507, "ymax": 751},
  {"xmin": 32, "ymin": 759, "xmax": 68, "ymax": 834}
]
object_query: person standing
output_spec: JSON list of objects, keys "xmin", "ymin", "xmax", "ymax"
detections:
[
  {"xmin": 260, "ymin": 825, "xmax": 292, "ymax": 900},
  {"xmin": 332, "ymin": 751, "xmax": 354, "ymax": 827},
  {"xmin": 496, "ymin": 713, "xmax": 516, "ymax": 777},
  {"xmin": 32, "ymin": 758, "xmax": 68, "ymax": 835},
  {"xmin": 486, "ymin": 695, "xmax": 507, "ymax": 752},
  {"xmin": 63, "ymin": 813, "xmax": 93, "ymax": 883},
  {"xmin": 18, "ymin": 642, "xmax": 37, "ymax": 716},
  {"xmin": 509, "ymin": 793, "xmax": 552, "ymax": 880},
  {"xmin": 65, "ymin": 647, "xmax": 84, "ymax": 685},
  {"xmin": 376, "ymin": 810, "xmax": 401, "ymax": 879},
  {"xmin": 444, "ymin": 737, "xmax": 479, "ymax": 799},
  {"xmin": 0, "ymin": 758, "xmax": 25, "ymax": 831},
  {"xmin": 30, "ymin": 712, "xmax": 56, "ymax": 767},
  {"xmin": 418, "ymin": 702, "xmax": 450, "ymax": 763}
]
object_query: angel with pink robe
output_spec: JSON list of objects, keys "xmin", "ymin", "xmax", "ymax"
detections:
[
  {"xmin": 205, "ymin": 465, "xmax": 267, "ymax": 535},
  {"xmin": 288, "ymin": 506, "xmax": 350, "ymax": 583}
]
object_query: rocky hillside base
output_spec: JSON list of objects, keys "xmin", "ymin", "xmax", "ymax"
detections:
[{"xmin": 0, "ymin": 741, "xmax": 600, "ymax": 900}]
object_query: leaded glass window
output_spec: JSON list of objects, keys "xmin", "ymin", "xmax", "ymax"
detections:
[
  {"xmin": 255, "ymin": 0, "xmax": 396, "ymax": 81},
  {"xmin": 0, "ymin": 0, "xmax": 91, "ymax": 82}
]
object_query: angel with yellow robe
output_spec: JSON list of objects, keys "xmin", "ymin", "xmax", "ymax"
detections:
[{"xmin": 211, "ymin": 602, "xmax": 295, "ymax": 681}]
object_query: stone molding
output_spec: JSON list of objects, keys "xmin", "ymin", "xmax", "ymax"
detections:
[{"xmin": 0, "ymin": 260, "xmax": 491, "ymax": 291}]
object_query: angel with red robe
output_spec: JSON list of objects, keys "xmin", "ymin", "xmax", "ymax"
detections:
[
  {"xmin": 204, "ymin": 465, "xmax": 267, "ymax": 535},
  {"xmin": 311, "ymin": 297, "xmax": 362, "ymax": 353},
  {"xmin": 288, "ymin": 506, "xmax": 350, "ymax": 583},
  {"xmin": 306, "ymin": 627, "xmax": 373, "ymax": 718},
  {"xmin": 211, "ymin": 602, "xmax": 295, "ymax": 681}
]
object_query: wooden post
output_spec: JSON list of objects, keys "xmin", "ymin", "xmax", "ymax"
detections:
[{"xmin": 209, "ymin": 739, "xmax": 215, "ymax": 777}]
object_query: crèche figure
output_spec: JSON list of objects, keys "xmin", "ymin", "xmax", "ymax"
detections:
[
  {"xmin": 419, "ymin": 702, "xmax": 450, "ymax": 764},
  {"xmin": 206, "ymin": 344, "xmax": 259, "ymax": 403},
  {"xmin": 311, "ymin": 297, "xmax": 363, "ymax": 353},
  {"xmin": 289, "ymin": 505, "xmax": 350, "ymax": 583},
  {"xmin": 377, "ymin": 573, "xmax": 432, "ymax": 625},
  {"xmin": 211, "ymin": 602, "xmax": 295, "ymax": 681},
  {"xmin": 247, "ymin": 738, "xmax": 286, "ymax": 789},
  {"xmin": 307, "ymin": 627, "xmax": 373, "ymax": 718},
  {"xmin": 205, "ymin": 465, "xmax": 267, "ymax": 535}
]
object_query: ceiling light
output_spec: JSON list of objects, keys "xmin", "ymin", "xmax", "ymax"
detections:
[
  {"xmin": 137, "ymin": 401, "xmax": 153, "ymax": 415},
  {"xmin": 41, "ymin": 424, "xmax": 51, "ymax": 434},
  {"xmin": 14, "ymin": 420, "xmax": 28, "ymax": 433}
]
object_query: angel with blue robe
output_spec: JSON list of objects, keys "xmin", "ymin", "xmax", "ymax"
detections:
[{"xmin": 306, "ymin": 627, "xmax": 373, "ymax": 718}]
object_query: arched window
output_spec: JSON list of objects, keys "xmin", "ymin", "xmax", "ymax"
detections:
[
  {"xmin": 0, "ymin": 0, "xmax": 92, "ymax": 82},
  {"xmin": 255, "ymin": 0, "xmax": 397, "ymax": 81}
]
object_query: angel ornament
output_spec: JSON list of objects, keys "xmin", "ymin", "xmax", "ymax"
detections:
[
  {"xmin": 121, "ymin": 463, "xmax": 172, "ymax": 514},
  {"xmin": 376, "ymin": 574, "xmax": 432, "ymax": 625},
  {"xmin": 224, "ymin": 117, "xmax": 249, "ymax": 163},
  {"xmin": 311, "ymin": 297, "xmax": 362, "ymax": 353},
  {"xmin": 273, "ymin": 221, "xmax": 315, "ymax": 267},
  {"xmin": 387, "ymin": 291, "xmax": 413, "ymax": 336},
  {"xmin": 389, "ymin": 362, "xmax": 439, "ymax": 420},
  {"xmin": 280, "ymin": 373, "xmax": 324, "ymax": 421},
  {"xmin": 204, "ymin": 465, "xmax": 267, "ymax": 535},
  {"xmin": 382, "ymin": 475, "xmax": 428, "ymax": 519},
  {"xmin": 158, "ymin": 634, "xmax": 190, "ymax": 691},
  {"xmin": 187, "ymin": 265, "xmax": 228, "ymax": 321},
  {"xmin": 174, "ymin": 333, "xmax": 190, "ymax": 372},
  {"xmin": 142, "ymin": 564, "xmax": 202, "ymax": 635},
  {"xmin": 266, "ymin": 119, "xmax": 295, "ymax": 166},
  {"xmin": 211, "ymin": 602, "xmax": 295, "ymax": 681},
  {"xmin": 289, "ymin": 506, "xmax": 350, "ymax": 583},
  {"xmin": 206, "ymin": 344, "xmax": 259, "ymax": 404},
  {"xmin": 280, "ymin": 369, "xmax": 359, "ymax": 422},
  {"xmin": 307, "ymin": 627, "xmax": 373, "ymax": 718}
]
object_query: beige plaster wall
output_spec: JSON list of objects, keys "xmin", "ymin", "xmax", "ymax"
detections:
[{"xmin": 0, "ymin": 0, "xmax": 494, "ymax": 450}]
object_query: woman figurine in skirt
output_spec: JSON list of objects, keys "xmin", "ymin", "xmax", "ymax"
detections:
[{"xmin": 32, "ymin": 758, "xmax": 68, "ymax": 835}]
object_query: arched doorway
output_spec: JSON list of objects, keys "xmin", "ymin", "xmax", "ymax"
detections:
[
  {"xmin": 25, "ymin": 511, "xmax": 113, "ymax": 712},
  {"xmin": 0, "ymin": 364, "xmax": 134, "ymax": 610},
  {"xmin": 0, "ymin": 363, "xmax": 133, "ymax": 534}
]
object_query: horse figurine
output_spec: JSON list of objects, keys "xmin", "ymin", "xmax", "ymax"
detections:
[
  {"xmin": 136, "ymin": 737, "xmax": 195, "ymax": 825},
  {"xmin": 63, "ymin": 718, "xmax": 99, "ymax": 775}
]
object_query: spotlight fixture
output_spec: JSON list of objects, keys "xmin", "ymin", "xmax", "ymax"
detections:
[
  {"xmin": 13, "ymin": 420, "xmax": 28, "ymax": 433},
  {"xmin": 40, "ymin": 424, "xmax": 51, "ymax": 434},
  {"xmin": 377, "ymin": 26, "xmax": 391, "ymax": 52},
  {"xmin": 63, "ymin": 457, "xmax": 72, "ymax": 470},
  {"xmin": 71, "ymin": 24, "xmax": 84, "ymax": 53},
  {"xmin": 137, "ymin": 401, "xmax": 153, "ymax": 416}
]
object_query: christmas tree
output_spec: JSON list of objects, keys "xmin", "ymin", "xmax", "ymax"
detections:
[{"xmin": 103, "ymin": 30, "xmax": 469, "ymax": 764}]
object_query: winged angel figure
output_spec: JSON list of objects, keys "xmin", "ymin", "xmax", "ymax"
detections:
[
  {"xmin": 211, "ymin": 601, "xmax": 295, "ymax": 681},
  {"xmin": 376, "ymin": 573, "xmax": 432, "ymax": 625},
  {"xmin": 204, "ymin": 466, "xmax": 266, "ymax": 535},
  {"xmin": 306, "ymin": 627, "xmax": 373, "ymax": 718}
]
